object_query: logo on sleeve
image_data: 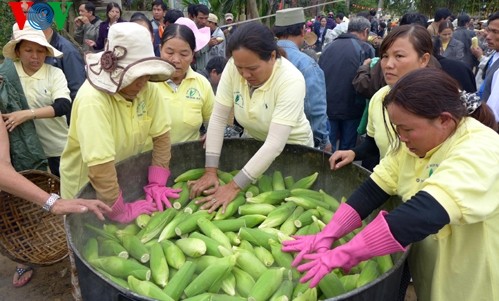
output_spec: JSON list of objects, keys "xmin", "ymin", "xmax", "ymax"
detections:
[
  {"xmin": 186, "ymin": 88, "xmax": 201, "ymax": 101},
  {"xmin": 234, "ymin": 92, "xmax": 244, "ymax": 108}
]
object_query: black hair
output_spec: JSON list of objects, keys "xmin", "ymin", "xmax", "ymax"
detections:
[
  {"xmin": 83, "ymin": 2, "xmax": 96, "ymax": 15},
  {"xmin": 489, "ymin": 12, "xmax": 499, "ymax": 24},
  {"xmin": 130, "ymin": 12, "xmax": 153, "ymax": 35},
  {"xmin": 187, "ymin": 4, "xmax": 196, "ymax": 18},
  {"xmin": 227, "ymin": 22, "xmax": 281, "ymax": 61},
  {"xmin": 164, "ymin": 9, "xmax": 183, "ymax": 24},
  {"xmin": 206, "ymin": 56, "xmax": 228, "ymax": 74},
  {"xmin": 273, "ymin": 23, "xmax": 305, "ymax": 38},
  {"xmin": 399, "ymin": 13, "xmax": 428, "ymax": 27},
  {"xmin": 161, "ymin": 23, "xmax": 196, "ymax": 52},
  {"xmin": 195, "ymin": 4, "xmax": 209, "ymax": 16},
  {"xmin": 434, "ymin": 8, "xmax": 452, "ymax": 22},
  {"xmin": 336, "ymin": 12, "xmax": 344, "ymax": 20},
  {"xmin": 457, "ymin": 14, "xmax": 470, "ymax": 27},
  {"xmin": 152, "ymin": 0, "xmax": 167, "ymax": 11},
  {"xmin": 105, "ymin": 2, "xmax": 122, "ymax": 23}
]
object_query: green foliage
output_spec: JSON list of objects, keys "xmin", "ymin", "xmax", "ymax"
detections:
[
  {"xmin": 386, "ymin": 0, "xmax": 498, "ymax": 18},
  {"xmin": 1, "ymin": 0, "xmax": 16, "ymax": 60}
]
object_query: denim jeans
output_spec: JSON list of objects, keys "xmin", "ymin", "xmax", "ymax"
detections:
[{"xmin": 329, "ymin": 118, "xmax": 361, "ymax": 152}]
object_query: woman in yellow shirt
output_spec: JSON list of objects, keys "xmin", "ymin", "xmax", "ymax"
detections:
[
  {"xmin": 158, "ymin": 17, "xmax": 214, "ymax": 143},
  {"xmin": 189, "ymin": 22, "xmax": 313, "ymax": 212},
  {"xmin": 284, "ymin": 68, "xmax": 499, "ymax": 301},
  {"xmin": 329, "ymin": 25, "xmax": 433, "ymax": 169}
]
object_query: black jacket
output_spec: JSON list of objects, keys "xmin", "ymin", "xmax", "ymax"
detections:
[{"xmin": 318, "ymin": 33, "xmax": 375, "ymax": 120}]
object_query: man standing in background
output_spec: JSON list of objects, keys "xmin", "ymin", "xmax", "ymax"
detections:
[
  {"xmin": 73, "ymin": 2, "xmax": 101, "ymax": 53},
  {"xmin": 319, "ymin": 17, "xmax": 374, "ymax": 151},
  {"xmin": 151, "ymin": 0, "xmax": 167, "ymax": 57},
  {"xmin": 274, "ymin": 8, "xmax": 331, "ymax": 151},
  {"xmin": 206, "ymin": 14, "xmax": 226, "ymax": 62}
]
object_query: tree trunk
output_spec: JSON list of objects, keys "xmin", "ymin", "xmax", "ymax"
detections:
[{"xmin": 247, "ymin": 0, "xmax": 259, "ymax": 20}]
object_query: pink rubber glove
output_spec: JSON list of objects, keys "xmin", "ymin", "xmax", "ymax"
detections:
[
  {"xmin": 297, "ymin": 211, "xmax": 406, "ymax": 287},
  {"xmin": 282, "ymin": 203, "xmax": 362, "ymax": 266},
  {"xmin": 107, "ymin": 191, "xmax": 157, "ymax": 224},
  {"xmin": 143, "ymin": 166, "xmax": 182, "ymax": 211}
]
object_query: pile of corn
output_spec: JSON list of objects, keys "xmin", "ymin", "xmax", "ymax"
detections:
[{"xmin": 82, "ymin": 169, "xmax": 394, "ymax": 301}]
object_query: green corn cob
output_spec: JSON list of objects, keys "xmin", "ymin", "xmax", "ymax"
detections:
[
  {"xmin": 239, "ymin": 227, "xmax": 277, "ymax": 250},
  {"xmin": 127, "ymin": 275, "xmax": 174, "ymax": 301},
  {"xmin": 172, "ymin": 181, "xmax": 190, "ymax": 209},
  {"xmin": 238, "ymin": 203, "xmax": 276, "ymax": 216},
  {"xmin": 279, "ymin": 206, "xmax": 305, "ymax": 235},
  {"xmin": 120, "ymin": 234, "xmax": 150, "ymax": 263},
  {"xmin": 214, "ymin": 193, "xmax": 246, "ymax": 220},
  {"xmin": 139, "ymin": 208, "xmax": 176, "ymax": 243},
  {"xmin": 283, "ymin": 176, "xmax": 295, "ymax": 190},
  {"xmin": 100, "ymin": 239, "xmax": 128, "ymax": 259},
  {"xmin": 291, "ymin": 172, "xmax": 319, "ymax": 190},
  {"xmin": 272, "ymin": 170, "xmax": 286, "ymax": 190},
  {"xmin": 82, "ymin": 238, "xmax": 98, "ymax": 262},
  {"xmin": 257, "ymin": 174, "xmax": 273, "ymax": 192},
  {"xmin": 163, "ymin": 260, "xmax": 196, "ymax": 300},
  {"xmin": 356, "ymin": 260, "xmax": 380, "ymax": 288},
  {"xmin": 89, "ymin": 256, "xmax": 150, "ymax": 281},
  {"xmin": 234, "ymin": 247, "xmax": 268, "ymax": 280},
  {"xmin": 254, "ymin": 246, "xmax": 275, "ymax": 267},
  {"xmin": 245, "ymin": 185, "xmax": 260, "ymax": 198},
  {"xmin": 150, "ymin": 242, "xmax": 169, "ymax": 288},
  {"xmin": 233, "ymin": 267, "xmax": 255, "ymax": 298},
  {"xmin": 197, "ymin": 217, "xmax": 232, "ymax": 249},
  {"xmin": 246, "ymin": 190, "xmax": 290, "ymax": 205},
  {"xmin": 318, "ymin": 272, "xmax": 346, "ymax": 298},
  {"xmin": 175, "ymin": 237, "xmax": 206, "ymax": 257},
  {"xmin": 259, "ymin": 202, "xmax": 296, "ymax": 229},
  {"xmin": 247, "ymin": 267, "xmax": 285, "ymax": 301},
  {"xmin": 184, "ymin": 255, "xmax": 237, "ymax": 297},
  {"xmin": 174, "ymin": 168, "xmax": 205, "ymax": 183},
  {"xmin": 160, "ymin": 240, "xmax": 185, "ymax": 270}
]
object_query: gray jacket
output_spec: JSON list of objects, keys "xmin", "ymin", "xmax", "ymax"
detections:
[
  {"xmin": 74, "ymin": 16, "xmax": 102, "ymax": 53},
  {"xmin": 452, "ymin": 27, "xmax": 478, "ymax": 70},
  {"xmin": 440, "ymin": 38, "xmax": 465, "ymax": 64}
]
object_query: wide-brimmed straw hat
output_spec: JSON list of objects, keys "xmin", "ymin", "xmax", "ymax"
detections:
[
  {"xmin": 2, "ymin": 23, "xmax": 62, "ymax": 59},
  {"xmin": 304, "ymin": 31, "xmax": 318, "ymax": 46},
  {"xmin": 174, "ymin": 17, "xmax": 211, "ymax": 52},
  {"xmin": 86, "ymin": 22, "xmax": 175, "ymax": 94}
]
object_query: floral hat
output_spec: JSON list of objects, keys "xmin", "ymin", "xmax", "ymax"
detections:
[
  {"xmin": 3, "ymin": 23, "xmax": 63, "ymax": 59},
  {"xmin": 86, "ymin": 22, "xmax": 175, "ymax": 94},
  {"xmin": 174, "ymin": 17, "xmax": 211, "ymax": 52}
]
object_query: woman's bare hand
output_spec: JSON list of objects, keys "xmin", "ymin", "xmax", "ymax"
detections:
[{"xmin": 329, "ymin": 150, "xmax": 356, "ymax": 170}]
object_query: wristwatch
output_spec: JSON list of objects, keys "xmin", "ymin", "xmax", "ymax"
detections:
[{"xmin": 42, "ymin": 193, "xmax": 60, "ymax": 212}]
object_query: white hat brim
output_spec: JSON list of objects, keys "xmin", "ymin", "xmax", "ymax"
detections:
[
  {"xmin": 86, "ymin": 51, "xmax": 175, "ymax": 94},
  {"xmin": 2, "ymin": 35, "xmax": 63, "ymax": 59}
]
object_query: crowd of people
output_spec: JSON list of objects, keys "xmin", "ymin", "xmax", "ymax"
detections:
[{"xmin": 1, "ymin": 1, "xmax": 499, "ymax": 300}]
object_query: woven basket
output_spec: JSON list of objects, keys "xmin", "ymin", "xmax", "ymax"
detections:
[{"xmin": 0, "ymin": 170, "xmax": 68, "ymax": 266}]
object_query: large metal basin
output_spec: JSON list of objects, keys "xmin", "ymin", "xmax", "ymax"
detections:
[{"xmin": 65, "ymin": 139, "xmax": 408, "ymax": 301}]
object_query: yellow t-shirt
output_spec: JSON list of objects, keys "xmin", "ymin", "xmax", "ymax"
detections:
[
  {"xmin": 371, "ymin": 117, "xmax": 499, "ymax": 301},
  {"xmin": 157, "ymin": 67, "xmax": 214, "ymax": 143},
  {"xmin": 15, "ymin": 61, "xmax": 69, "ymax": 157},
  {"xmin": 216, "ymin": 57, "xmax": 313, "ymax": 146},
  {"xmin": 366, "ymin": 85, "xmax": 395, "ymax": 157},
  {"xmin": 60, "ymin": 80, "xmax": 171, "ymax": 198}
]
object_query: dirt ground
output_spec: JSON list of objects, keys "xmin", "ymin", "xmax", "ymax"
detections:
[{"xmin": 0, "ymin": 254, "xmax": 73, "ymax": 301}]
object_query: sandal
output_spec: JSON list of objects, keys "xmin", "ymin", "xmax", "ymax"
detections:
[{"xmin": 13, "ymin": 265, "xmax": 34, "ymax": 288}]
